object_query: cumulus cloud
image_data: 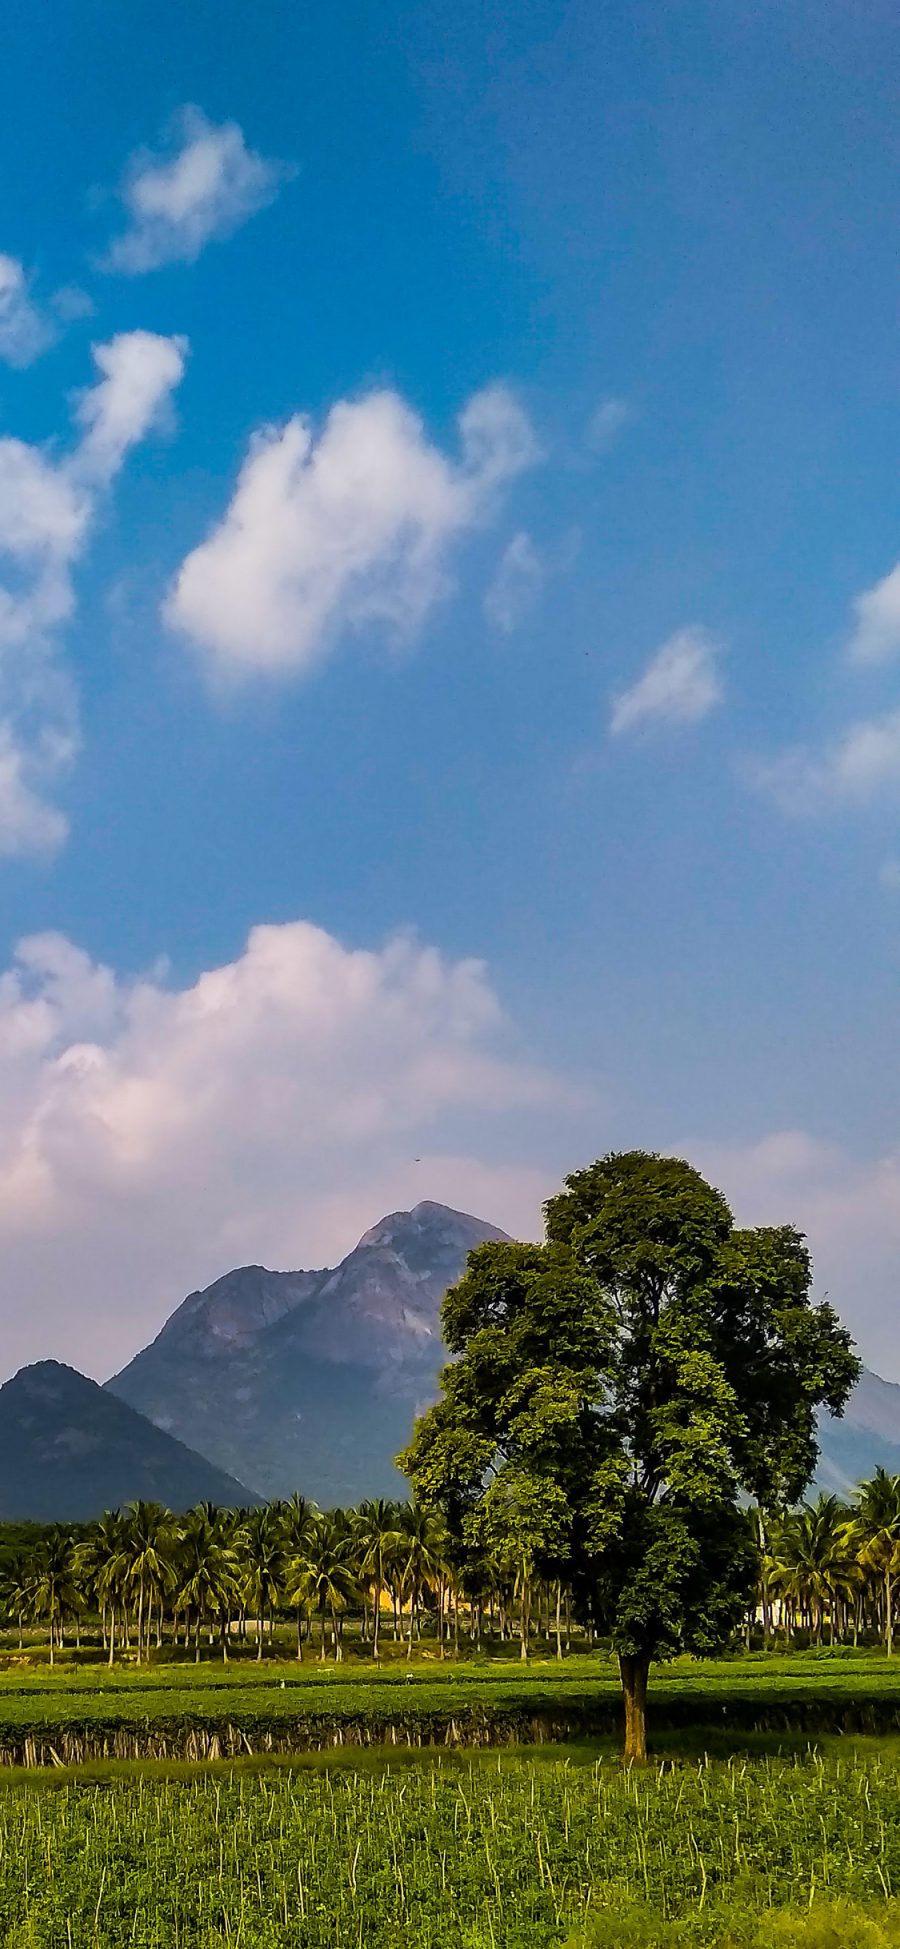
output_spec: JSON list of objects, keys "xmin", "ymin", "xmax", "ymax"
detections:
[
  {"xmin": 484, "ymin": 531, "xmax": 544, "ymax": 633},
  {"xmin": 0, "ymin": 254, "xmax": 55, "ymax": 367},
  {"xmin": 103, "ymin": 106, "xmax": 291, "ymax": 273},
  {"xmin": 586, "ymin": 396, "xmax": 631, "ymax": 453},
  {"xmin": 0, "ymin": 332, "xmax": 187, "ymax": 853},
  {"xmin": 610, "ymin": 625, "xmax": 723, "ymax": 736},
  {"xmin": 848, "ymin": 562, "xmax": 900, "ymax": 665},
  {"xmin": 754, "ymin": 707, "xmax": 900, "ymax": 814},
  {"xmin": 72, "ymin": 331, "xmax": 188, "ymax": 482},
  {"xmin": 166, "ymin": 383, "xmax": 538, "ymax": 679},
  {"xmin": 0, "ymin": 918, "xmax": 559, "ymax": 1375}
]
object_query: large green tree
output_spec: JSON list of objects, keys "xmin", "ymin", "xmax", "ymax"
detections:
[{"xmin": 399, "ymin": 1151, "xmax": 859, "ymax": 1759}]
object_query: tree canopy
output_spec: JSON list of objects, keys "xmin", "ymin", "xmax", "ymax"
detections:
[{"xmin": 399, "ymin": 1150, "xmax": 859, "ymax": 1758}]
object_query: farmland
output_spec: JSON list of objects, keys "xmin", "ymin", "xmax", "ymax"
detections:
[
  {"xmin": 0, "ymin": 1651, "xmax": 893, "ymax": 1942},
  {"xmin": 0, "ymin": 1648, "xmax": 900, "ymax": 1765},
  {"xmin": 1, "ymin": 1740, "xmax": 900, "ymax": 1946}
]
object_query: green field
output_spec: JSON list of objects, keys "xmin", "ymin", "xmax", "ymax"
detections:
[
  {"xmin": 1, "ymin": 1745, "xmax": 900, "ymax": 1946},
  {"xmin": 0, "ymin": 1647, "xmax": 900, "ymax": 1765},
  {"xmin": 0, "ymin": 1652, "xmax": 899, "ymax": 1943}
]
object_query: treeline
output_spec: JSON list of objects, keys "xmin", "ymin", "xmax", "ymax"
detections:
[
  {"xmin": 5, "ymin": 1466, "xmax": 900, "ymax": 1668},
  {"xmin": 761, "ymin": 1469, "xmax": 900, "ymax": 1653},
  {"xmin": 0, "ymin": 1497, "xmax": 579, "ymax": 1665}
]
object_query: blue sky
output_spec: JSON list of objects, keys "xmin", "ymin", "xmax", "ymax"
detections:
[{"xmin": 0, "ymin": 0, "xmax": 899, "ymax": 1379}]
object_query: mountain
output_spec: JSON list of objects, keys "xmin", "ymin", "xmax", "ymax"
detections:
[
  {"xmin": 0, "ymin": 1361, "xmax": 259, "ymax": 1521},
  {"xmin": 105, "ymin": 1192, "xmax": 900, "ymax": 1506},
  {"xmin": 818, "ymin": 1368, "xmax": 900, "ymax": 1495},
  {"xmin": 107, "ymin": 1201, "xmax": 508, "ymax": 1504}
]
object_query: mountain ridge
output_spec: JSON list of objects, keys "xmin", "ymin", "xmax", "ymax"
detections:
[
  {"xmin": 0, "ymin": 1360, "xmax": 260, "ymax": 1521},
  {"xmin": 107, "ymin": 1201, "xmax": 509, "ymax": 1502},
  {"xmin": 103, "ymin": 1198, "xmax": 900, "ymax": 1508}
]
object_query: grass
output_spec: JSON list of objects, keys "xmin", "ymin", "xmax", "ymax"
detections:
[
  {"xmin": 2, "ymin": 1646, "xmax": 900, "ymax": 1764},
  {"xmin": 1, "ymin": 1746, "xmax": 900, "ymax": 1945},
  {"xmin": 0, "ymin": 1656, "xmax": 899, "ymax": 1941}
]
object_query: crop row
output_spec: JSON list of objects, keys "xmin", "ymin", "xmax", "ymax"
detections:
[
  {"xmin": 1, "ymin": 1750, "xmax": 900, "ymax": 1946},
  {"xmin": 1, "ymin": 1666, "xmax": 900, "ymax": 1764}
]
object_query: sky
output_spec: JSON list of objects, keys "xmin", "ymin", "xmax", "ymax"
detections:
[{"xmin": 0, "ymin": 0, "xmax": 898, "ymax": 1381}]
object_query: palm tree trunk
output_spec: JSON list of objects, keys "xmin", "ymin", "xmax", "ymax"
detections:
[
  {"xmin": 373, "ymin": 1580, "xmax": 381, "ymax": 1661},
  {"xmin": 555, "ymin": 1581, "xmax": 563, "ymax": 1660},
  {"xmin": 519, "ymin": 1576, "xmax": 530, "ymax": 1661},
  {"xmin": 887, "ymin": 1566, "xmax": 893, "ymax": 1656}
]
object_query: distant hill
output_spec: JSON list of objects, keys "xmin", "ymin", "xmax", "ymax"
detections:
[
  {"xmin": 0, "ymin": 1362, "xmax": 259, "ymax": 1521},
  {"xmin": 107, "ymin": 1201, "xmax": 508, "ymax": 1504},
  {"xmin": 105, "ymin": 1195, "xmax": 900, "ymax": 1509},
  {"xmin": 818, "ymin": 1368, "xmax": 900, "ymax": 1496}
]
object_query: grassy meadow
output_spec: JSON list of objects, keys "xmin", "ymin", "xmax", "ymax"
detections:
[
  {"xmin": 1, "ymin": 1644, "xmax": 900, "ymax": 1764},
  {"xmin": 0, "ymin": 1644, "xmax": 897, "ymax": 1942},
  {"xmin": 1, "ymin": 1740, "xmax": 900, "ymax": 1945}
]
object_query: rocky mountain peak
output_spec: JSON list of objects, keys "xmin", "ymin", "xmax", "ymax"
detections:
[{"xmin": 106, "ymin": 1200, "xmax": 509, "ymax": 1502}]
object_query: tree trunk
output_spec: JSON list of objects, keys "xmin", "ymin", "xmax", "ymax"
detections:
[
  {"xmin": 619, "ymin": 1651, "xmax": 650, "ymax": 1763},
  {"xmin": 887, "ymin": 1566, "xmax": 893, "ymax": 1657},
  {"xmin": 373, "ymin": 1580, "xmax": 381, "ymax": 1661},
  {"xmin": 555, "ymin": 1581, "xmax": 563, "ymax": 1661}
]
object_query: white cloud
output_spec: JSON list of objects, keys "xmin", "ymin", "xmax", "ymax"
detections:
[
  {"xmin": 72, "ymin": 331, "xmax": 188, "ymax": 482},
  {"xmin": 166, "ymin": 383, "xmax": 538, "ymax": 679},
  {"xmin": 690, "ymin": 1129, "xmax": 900, "ymax": 1380},
  {"xmin": 0, "ymin": 255, "xmax": 55, "ymax": 368},
  {"xmin": 0, "ymin": 918, "xmax": 558, "ymax": 1376},
  {"xmin": 586, "ymin": 396, "xmax": 631, "ymax": 453},
  {"xmin": 848, "ymin": 562, "xmax": 900, "ymax": 665},
  {"xmin": 484, "ymin": 531, "xmax": 544, "ymax": 633},
  {"xmin": 51, "ymin": 285, "xmax": 95, "ymax": 324},
  {"xmin": 0, "ymin": 725, "xmax": 71, "ymax": 856},
  {"xmin": 755, "ymin": 707, "xmax": 900, "ymax": 814},
  {"xmin": 610, "ymin": 625, "xmax": 723, "ymax": 736},
  {"xmin": 0, "ymin": 332, "xmax": 187, "ymax": 854},
  {"xmin": 103, "ymin": 106, "xmax": 291, "ymax": 273}
]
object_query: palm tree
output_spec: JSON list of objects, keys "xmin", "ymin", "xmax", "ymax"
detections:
[
  {"xmin": 175, "ymin": 1509, "xmax": 239, "ymax": 1660},
  {"xmin": 395, "ymin": 1503, "xmax": 447, "ymax": 1658},
  {"xmin": 286, "ymin": 1513, "xmax": 358, "ymax": 1661},
  {"xmin": 74, "ymin": 1510, "xmax": 128, "ymax": 1663},
  {"xmin": 121, "ymin": 1502, "xmax": 177, "ymax": 1662},
  {"xmin": 238, "ymin": 1508, "xmax": 285, "ymax": 1659},
  {"xmin": 355, "ymin": 1499, "xmax": 401, "ymax": 1660},
  {"xmin": 280, "ymin": 1494, "xmax": 317, "ymax": 1658},
  {"xmin": 27, "ymin": 1530, "xmax": 81, "ymax": 1665},
  {"xmin": 768, "ymin": 1497, "xmax": 850, "ymax": 1644},
  {"xmin": 852, "ymin": 1469, "xmax": 900, "ymax": 1655}
]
